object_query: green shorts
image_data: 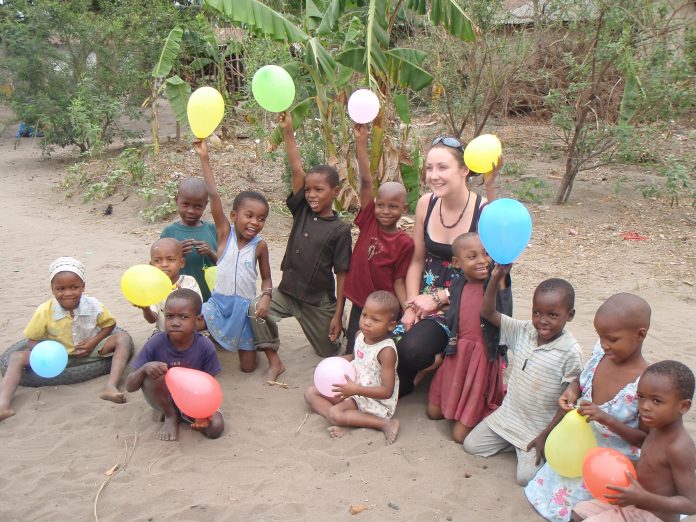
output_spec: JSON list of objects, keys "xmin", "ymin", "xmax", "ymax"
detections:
[{"xmin": 67, "ymin": 336, "xmax": 114, "ymax": 366}]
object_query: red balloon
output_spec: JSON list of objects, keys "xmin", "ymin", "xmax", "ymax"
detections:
[
  {"xmin": 165, "ymin": 367, "xmax": 223, "ymax": 419},
  {"xmin": 582, "ymin": 447, "xmax": 637, "ymax": 503}
]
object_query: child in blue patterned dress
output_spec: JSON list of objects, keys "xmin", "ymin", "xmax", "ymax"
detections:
[
  {"xmin": 194, "ymin": 139, "xmax": 283, "ymax": 379},
  {"xmin": 525, "ymin": 293, "xmax": 651, "ymax": 521}
]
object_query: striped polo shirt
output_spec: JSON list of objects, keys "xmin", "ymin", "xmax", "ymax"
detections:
[{"xmin": 485, "ymin": 314, "xmax": 582, "ymax": 449}]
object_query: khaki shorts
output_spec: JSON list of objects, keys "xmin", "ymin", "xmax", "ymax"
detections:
[{"xmin": 67, "ymin": 336, "xmax": 114, "ymax": 366}]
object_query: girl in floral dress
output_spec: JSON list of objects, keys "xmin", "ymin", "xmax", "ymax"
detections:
[{"xmin": 525, "ymin": 293, "xmax": 651, "ymax": 521}]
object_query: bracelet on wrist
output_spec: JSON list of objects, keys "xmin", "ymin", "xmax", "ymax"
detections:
[
  {"xmin": 261, "ymin": 289, "xmax": 272, "ymax": 297},
  {"xmin": 431, "ymin": 292, "xmax": 443, "ymax": 309}
]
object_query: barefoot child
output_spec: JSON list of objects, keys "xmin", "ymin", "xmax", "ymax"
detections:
[
  {"xmin": 304, "ymin": 291, "xmax": 401, "ymax": 444},
  {"xmin": 526, "ymin": 293, "xmax": 651, "ymax": 521},
  {"xmin": 194, "ymin": 139, "xmax": 281, "ymax": 378},
  {"xmin": 344, "ymin": 123, "xmax": 414, "ymax": 353},
  {"xmin": 465, "ymin": 266, "xmax": 583, "ymax": 486},
  {"xmin": 0, "ymin": 257, "xmax": 132, "ymax": 420},
  {"xmin": 126, "ymin": 288, "xmax": 224, "ymax": 442},
  {"xmin": 251, "ymin": 112, "xmax": 352, "ymax": 360},
  {"xmin": 573, "ymin": 360, "xmax": 696, "ymax": 521},
  {"xmin": 161, "ymin": 177, "xmax": 217, "ymax": 302},
  {"xmin": 137, "ymin": 238, "xmax": 201, "ymax": 332},
  {"xmin": 427, "ymin": 233, "xmax": 511, "ymax": 443}
]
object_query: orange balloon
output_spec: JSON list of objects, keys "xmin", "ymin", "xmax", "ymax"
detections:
[
  {"xmin": 582, "ymin": 447, "xmax": 637, "ymax": 503},
  {"xmin": 165, "ymin": 367, "xmax": 222, "ymax": 419}
]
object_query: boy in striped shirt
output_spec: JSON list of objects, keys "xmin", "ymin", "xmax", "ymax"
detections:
[{"xmin": 465, "ymin": 265, "xmax": 582, "ymax": 486}]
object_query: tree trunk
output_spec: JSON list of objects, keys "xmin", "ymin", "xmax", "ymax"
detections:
[{"xmin": 151, "ymin": 99, "xmax": 159, "ymax": 155}]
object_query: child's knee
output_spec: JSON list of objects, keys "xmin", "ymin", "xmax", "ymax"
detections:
[
  {"xmin": 304, "ymin": 386, "xmax": 318, "ymax": 404},
  {"xmin": 426, "ymin": 403, "xmax": 443, "ymax": 420},
  {"xmin": 238, "ymin": 351, "xmax": 257, "ymax": 373}
]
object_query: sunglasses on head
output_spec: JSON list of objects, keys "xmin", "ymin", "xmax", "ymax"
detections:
[{"xmin": 432, "ymin": 136, "xmax": 463, "ymax": 151}]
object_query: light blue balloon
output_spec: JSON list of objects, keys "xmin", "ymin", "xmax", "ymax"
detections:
[
  {"xmin": 29, "ymin": 341, "xmax": 68, "ymax": 378},
  {"xmin": 478, "ymin": 198, "xmax": 532, "ymax": 264}
]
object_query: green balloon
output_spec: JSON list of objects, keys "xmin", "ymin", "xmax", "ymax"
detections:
[{"xmin": 251, "ymin": 65, "xmax": 296, "ymax": 113}]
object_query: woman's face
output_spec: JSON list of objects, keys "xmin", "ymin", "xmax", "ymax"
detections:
[{"xmin": 424, "ymin": 146, "xmax": 466, "ymax": 198}]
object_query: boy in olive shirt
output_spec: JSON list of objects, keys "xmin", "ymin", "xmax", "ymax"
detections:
[{"xmin": 251, "ymin": 112, "xmax": 351, "ymax": 361}]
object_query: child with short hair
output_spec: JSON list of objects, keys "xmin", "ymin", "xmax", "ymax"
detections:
[
  {"xmin": 304, "ymin": 290, "xmax": 401, "ymax": 444},
  {"xmin": 466, "ymin": 265, "xmax": 583, "ymax": 486},
  {"xmin": 526, "ymin": 293, "xmax": 651, "ymax": 521},
  {"xmin": 251, "ymin": 112, "xmax": 352, "ymax": 359},
  {"xmin": 138, "ymin": 238, "xmax": 201, "ymax": 332},
  {"xmin": 573, "ymin": 360, "xmax": 696, "ymax": 522},
  {"xmin": 344, "ymin": 124, "xmax": 414, "ymax": 354},
  {"xmin": 427, "ymin": 233, "xmax": 511, "ymax": 443},
  {"xmin": 126, "ymin": 288, "xmax": 224, "ymax": 442},
  {"xmin": 194, "ymin": 140, "xmax": 281, "ymax": 379},
  {"xmin": 0, "ymin": 257, "xmax": 133, "ymax": 420},
  {"xmin": 161, "ymin": 177, "xmax": 217, "ymax": 301}
]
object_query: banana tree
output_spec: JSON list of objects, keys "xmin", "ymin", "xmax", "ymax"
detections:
[
  {"xmin": 203, "ymin": 0, "xmax": 476, "ymax": 208},
  {"xmin": 146, "ymin": 14, "xmax": 240, "ymax": 153}
]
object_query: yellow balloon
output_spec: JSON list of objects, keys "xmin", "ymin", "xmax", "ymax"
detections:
[
  {"xmin": 121, "ymin": 265, "xmax": 174, "ymax": 307},
  {"xmin": 204, "ymin": 266, "xmax": 217, "ymax": 293},
  {"xmin": 544, "ymin": 409, "xmax": 598, "ymax": 478},
  {"xmin": 187, "ymin": 86, "xmax": 225, "ymax": 138},
  {"xmin": 463, "ymin": 134, "xmax": 502, "ymax": 174}
]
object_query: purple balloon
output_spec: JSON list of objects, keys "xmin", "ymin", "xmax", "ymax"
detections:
[{"xmin": 313, "ymin": 357, "xmax": 356, "ymax": 398}]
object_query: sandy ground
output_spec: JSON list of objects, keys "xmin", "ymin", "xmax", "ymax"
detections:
[{"xmin": 0, "ymin": 107, "xmax": 695, "ymax": 522}]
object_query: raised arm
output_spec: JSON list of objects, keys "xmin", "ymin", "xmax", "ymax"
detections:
[
  {"xmin": 194, "ymin": 139, "xmax": 230, "ymax": 253},
  {"xmin": 482, "ymin": 154, "xmax": 503, "ymax": 202},
  {"xmin": 354, "ymin": 123, "xmax": 372, "ymax": 208},
  {"xmin": 281, "ymin": 111, "xmax": 305, "ymax": 194},
  {"xmin": 481, "ymin": 263, "xmax": 511, "ymax": 328}
]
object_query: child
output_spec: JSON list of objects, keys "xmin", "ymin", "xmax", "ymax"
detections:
[
  {"xmin": 251, "ymin": 112, "xmax": 352, "ymax": 359},
  {"xmin": 343, "ymin": 123, "xmax": 414, "ymax": 354},
  {"xmin": 464, "ymin": 265, "xmax": 583, "ymax": 486},
  {"xmin": 304, "ymin": 290, "xmax": 400, "ymax": 444},
  {"xmin": 126, "ymin": 288, "xmax": 224, "ymax": 442},
  {"xmin": 526, "ymin": 293, "xmax": 651, "ymax": 521},
  {"xmin": 161, "ymin": 177, "xmax": 217, "ymax": 301},
  {"xmin": 573, "ymin": 360, "xmax": 696, "ymax": 521},
  {"xmin": 427, "ymin": 233, "xmax": 512, "ymax": 443},
  {"xmin": 138, "ymin": 238, "xmax": 201, "ymax": 332},
  {"xmin": 0, "ymin": 257, "xmax": 132, "ymax": 420},
  {"xmin": 194, "ymin": 139, "xmax": 281, "ymax": 379}
]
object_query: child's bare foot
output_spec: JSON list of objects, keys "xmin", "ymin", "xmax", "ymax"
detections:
[
  {"xmin": 99, "ymin": 385, "xmax": 126, "ymax": 404},
  {"xmin": 263, "ymin": 360, "xmax": 285, "ymax": 382},
  {"xmin": 157, "ymin": 416, "xmax": 179, "ymax": 441},
  {"xmin": 382, "ymin": 419, "xmax": 400, "ymax": 445},
  {"xmin": 414, "ymin": 353, "xmax": 444, "ymax": 387},
  {"xmin": 0, "ymin": 406, "xmax": 16, "ymax": 422},
  {"xmin": 327, "ymin": 425, "xmax": 350, "ymax": 438}
]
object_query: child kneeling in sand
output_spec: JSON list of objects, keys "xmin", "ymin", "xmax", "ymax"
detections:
[
  {"xmin": 0, "ymin": 257, "xmax": 132, "ymax": 421},
  {"xmin": 126, "ymin": 288, "xmax": 224, "ymax": 441},
  {"xmin": 304, "ymin": 291, "xmax": 400, "ymax": 444},
  {"xmin": 573, "ymin": 360, "xmax": 696, "ymax": 521}
]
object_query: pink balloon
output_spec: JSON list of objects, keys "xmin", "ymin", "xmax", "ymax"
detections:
[
  {"xmin": 347, "ymin": 89, "xmax": 380, "ymax": 124},
  {"xmin": 313, "ymin": 357, "xmax": 356, "ymax": 398},
  {"xmin": 165, "ymin": 367, "xmax": 223, "ymax": 419}
]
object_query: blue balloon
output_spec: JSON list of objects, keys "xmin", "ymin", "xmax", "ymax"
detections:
[
  {"xmin": 478, "ymin": 198, "xmax": 532, "ymax": 264},
  {"xmin": 29, "ymin": 341, "xmax": 68, "ymax": 378}
]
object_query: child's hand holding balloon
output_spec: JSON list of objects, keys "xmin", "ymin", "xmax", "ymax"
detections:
[
  {"xmin": 604, "ymin": 471, "xmax": 645, "ymax": 506},
  {"xmin": 577, "ymin": 400, "xmax": 611, "ymax": 425},
  {"xmin": 558, "ymin": 382, "xmax": 580, "ymax": 410},
  {"xmin": 332, "ymin": 374, "xmax": 359, "ymax": 401},
  {"xmin": 191, "ymin": 417, "xmax": 211, "ymax": 430}
]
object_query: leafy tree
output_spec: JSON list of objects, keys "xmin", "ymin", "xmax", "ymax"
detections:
[{"xmin": 0, "ymin": 0, "xmax": 190, "ymax": 154}]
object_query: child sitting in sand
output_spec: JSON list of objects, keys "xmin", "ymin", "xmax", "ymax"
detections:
[
  {"xmin": 161, "ymin": 177, "xmax": 217, "ymax": 302},
  {"xmin": 137, "ymin": 238, "xmax": 201, "ymax": 332},
  {"xmin": 343, "ymin": 123, "xmax": 414, "ymax": 353},
  {"xmin": 573, "ymin": 360, "xmax": 696, "ymax": 521},
  {"xmin": 465, "ymin": 265, "xmax": 583, "ymax": 486},
  {"xmin": 526, "ymin": 293, "xmax": 651, "ymax": 521},
  {"xmin": 194, "ymin": 139, "xmax": 281, "ymax": 379},
  {"xmin": 427, "ymin": 233, "xmax": 511, "ymax": 444},
  {"xmin": 304, "ymin": 290, "xmax": 401, "ymax": 445},
  {"xmin": 126, "ymin": 288, "xmax": 224, "ymax": 442},
  {"xmin": 0, "ymin": 257, "xmax": 132, "ymax": 420}
]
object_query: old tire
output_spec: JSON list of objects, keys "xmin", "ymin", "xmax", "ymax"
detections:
[{"xmin": 0, "ymin": 329, "xmax": 134, "ymax": 387}]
